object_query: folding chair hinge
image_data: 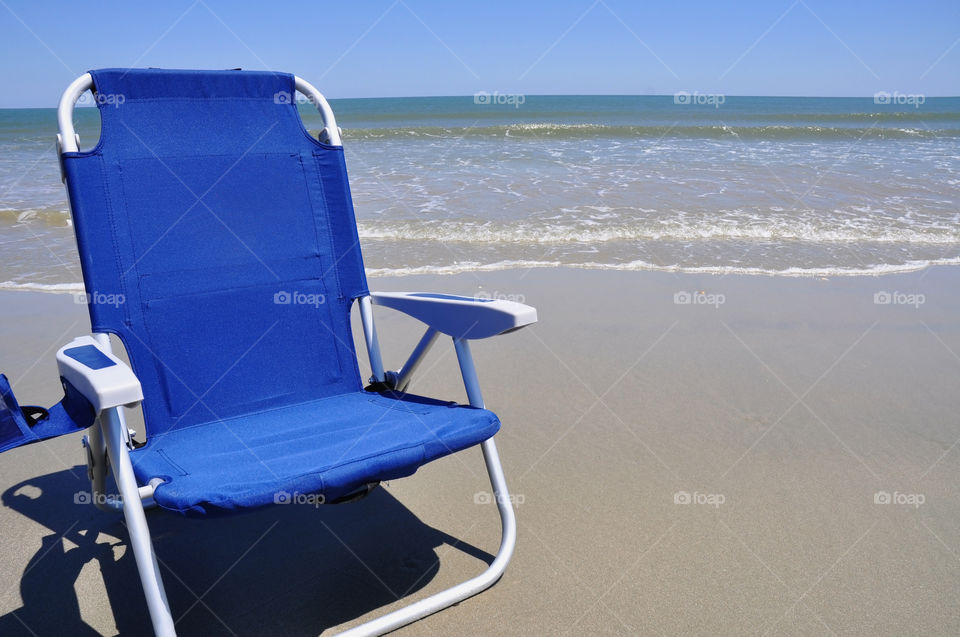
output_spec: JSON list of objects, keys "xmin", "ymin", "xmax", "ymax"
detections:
[
  {"xmin": 365, "ymin": 370, "xmax": 400, "ymax": 393},
  {"xmin": 384, "ymin": 370, "xmax": 400, "ymax": 389},
  {"xmin": 124, "ymin": 427, "xmax": 145, "ymax": 451}
]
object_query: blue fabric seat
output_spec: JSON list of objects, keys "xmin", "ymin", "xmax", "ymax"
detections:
[
  {"xmin": 131, "ymin": 391, "xmax": 499, "ymax": 515},
  {"xmin": 55, "ymin": 68, "xmax": 505, "ymax": 516}
]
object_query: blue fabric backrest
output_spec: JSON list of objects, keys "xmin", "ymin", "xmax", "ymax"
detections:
[{"xmin": 61, "ymin": 69, "xmax": 369, "ymax": 437}]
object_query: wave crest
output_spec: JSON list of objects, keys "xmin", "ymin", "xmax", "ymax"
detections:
[
  {"xmin": 357, "ymin": 219, "xmax": 960, "ymax": 246},
  {"xmin": 325, "ymin": 123, "xmax": 960, "ymax": 141}
]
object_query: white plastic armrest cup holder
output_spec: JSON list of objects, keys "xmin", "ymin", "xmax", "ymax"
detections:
[
  {"xmin": 56, "ymin": 335, "xmax": 143, "ymax": 412},
  {"xmin": 370, "ymin": 292, "xmax": 537, "ymax": 340}
]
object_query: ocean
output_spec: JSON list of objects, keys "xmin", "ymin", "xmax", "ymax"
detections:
[{"xmin": 1, "ymin": 95, "xmax": 958, "ymax": 290}]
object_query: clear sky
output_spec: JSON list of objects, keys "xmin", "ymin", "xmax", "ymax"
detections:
[{"xmin": 0, "ymin": 0, "xmax": 956, "ymax": 107}]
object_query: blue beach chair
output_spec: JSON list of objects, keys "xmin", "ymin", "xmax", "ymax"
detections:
[{"xmin": 1, "ymin": 69, "xmax": 536, "ymax": 636}]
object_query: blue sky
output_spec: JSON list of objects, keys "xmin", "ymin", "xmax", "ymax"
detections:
[{"xmin": 0, "ymin": 0, "xmax": 956, "ymax": 107}]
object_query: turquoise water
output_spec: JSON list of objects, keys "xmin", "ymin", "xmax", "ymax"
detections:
[{"xmin": 1, "ymin": 95, "xmax": 959, "ymax": 288}]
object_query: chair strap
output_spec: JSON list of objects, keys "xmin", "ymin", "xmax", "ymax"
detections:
[{"xmin": 21, "ymin": 405, "xmax": 50, "ymax": 427}]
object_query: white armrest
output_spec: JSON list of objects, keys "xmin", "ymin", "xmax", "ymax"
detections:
[
  {"xmin": 56, "ymin": 336, "xmax": 143, "ymax": 412},
  {"xmin": 371, "ymin": 292, "xmax": 537, "ymax": 339}
]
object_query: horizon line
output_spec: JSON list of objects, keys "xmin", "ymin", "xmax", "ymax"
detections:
[{"xmin": 3, "ymin": 92, "xmax": 959, "ymax": 110}]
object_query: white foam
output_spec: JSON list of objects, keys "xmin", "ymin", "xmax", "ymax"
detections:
[
  {"xmin": 3, "ymin": 257, "xmax": 959, "ymax": 295},
  {"xmin": 575, "ymin": 257, "xmax": 960, "ymax": 277},
  {"xmin": 0, "ymin": 280, "xmax": 85, "ymax": 293},
  {"xmin": 365, "ymin": 257, "xmax": 960, "ymax": 278},
  {"xmin": 365, "ymin": 260, "xmax": 563, "ymax": 277},
  {"xmin": 357, "ymin": 220, "xmax": 960, "ymax": 245}
]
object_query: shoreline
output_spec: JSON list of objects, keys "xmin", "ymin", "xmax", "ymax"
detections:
[{"xmin": 3, "ymin": 257, "xmax": 960, "ymax": 297}]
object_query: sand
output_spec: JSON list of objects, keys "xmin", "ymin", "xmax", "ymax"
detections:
[{"xmin": 0, "ymin": 266, "xmax": 958, "ymax": 635}]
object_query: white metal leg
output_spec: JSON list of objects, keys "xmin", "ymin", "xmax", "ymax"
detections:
[
  {"xmin": 336, "ymin": 438, "xmax": 516, "ymax": 637},
  {"xmin": 336, "ymin": 337, "xmax": 516, "ymax": 636},
  {"xmin": 84, "ymin": 416, "xmax": 121, "ymax": 512},
  {"xmin": 102, "ymin": 407, "xmax": 176, "ymax": 637}
]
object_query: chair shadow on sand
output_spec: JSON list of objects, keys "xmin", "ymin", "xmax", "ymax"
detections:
[{"xmin": 0, "ymin": 465, "xmax": 494, "ymax": 636}]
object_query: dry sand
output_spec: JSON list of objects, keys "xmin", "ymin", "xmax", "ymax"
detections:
[{"xmin": 0, "ymin": 266, "xmax": 958, "ymax": 635}]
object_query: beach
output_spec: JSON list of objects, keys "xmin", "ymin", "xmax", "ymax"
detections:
[
  {"xmin": 0, "ymin": 0, "xmax": 956, "ymax": 632},
  {"xmin": 0, "ymin": 265, "xmax": 958, "ymax": 635},
  {"xmin": 1, "ymin": 88, "xmax": 958, "ymax": 635}
]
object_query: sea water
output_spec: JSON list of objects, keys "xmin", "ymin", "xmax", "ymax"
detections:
[{"xmin": 1, "ymin": 95, "xmax": 958, "ymax": 290}]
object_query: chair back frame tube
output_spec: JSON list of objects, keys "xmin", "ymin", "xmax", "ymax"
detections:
[
  {"xmin": 56, "ymin": 73, "xmax": 342, "ymax": 154},
  {"xmin": 293, "ymin": 76, "xmax": 342, "ymax": 145},
  {"xmin": 57, "ymin": 73, "xmax": 92, "ymax": 153}
]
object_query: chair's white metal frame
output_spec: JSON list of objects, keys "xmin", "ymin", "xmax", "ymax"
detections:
[{"xmin": 56, "ymin": 73, "xmax": 525, "ymax": 637}]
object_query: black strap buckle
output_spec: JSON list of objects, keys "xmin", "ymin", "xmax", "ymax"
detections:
[{"xmin": 21, "ymin": 406, "xmax": 49, "ymax": 427}]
